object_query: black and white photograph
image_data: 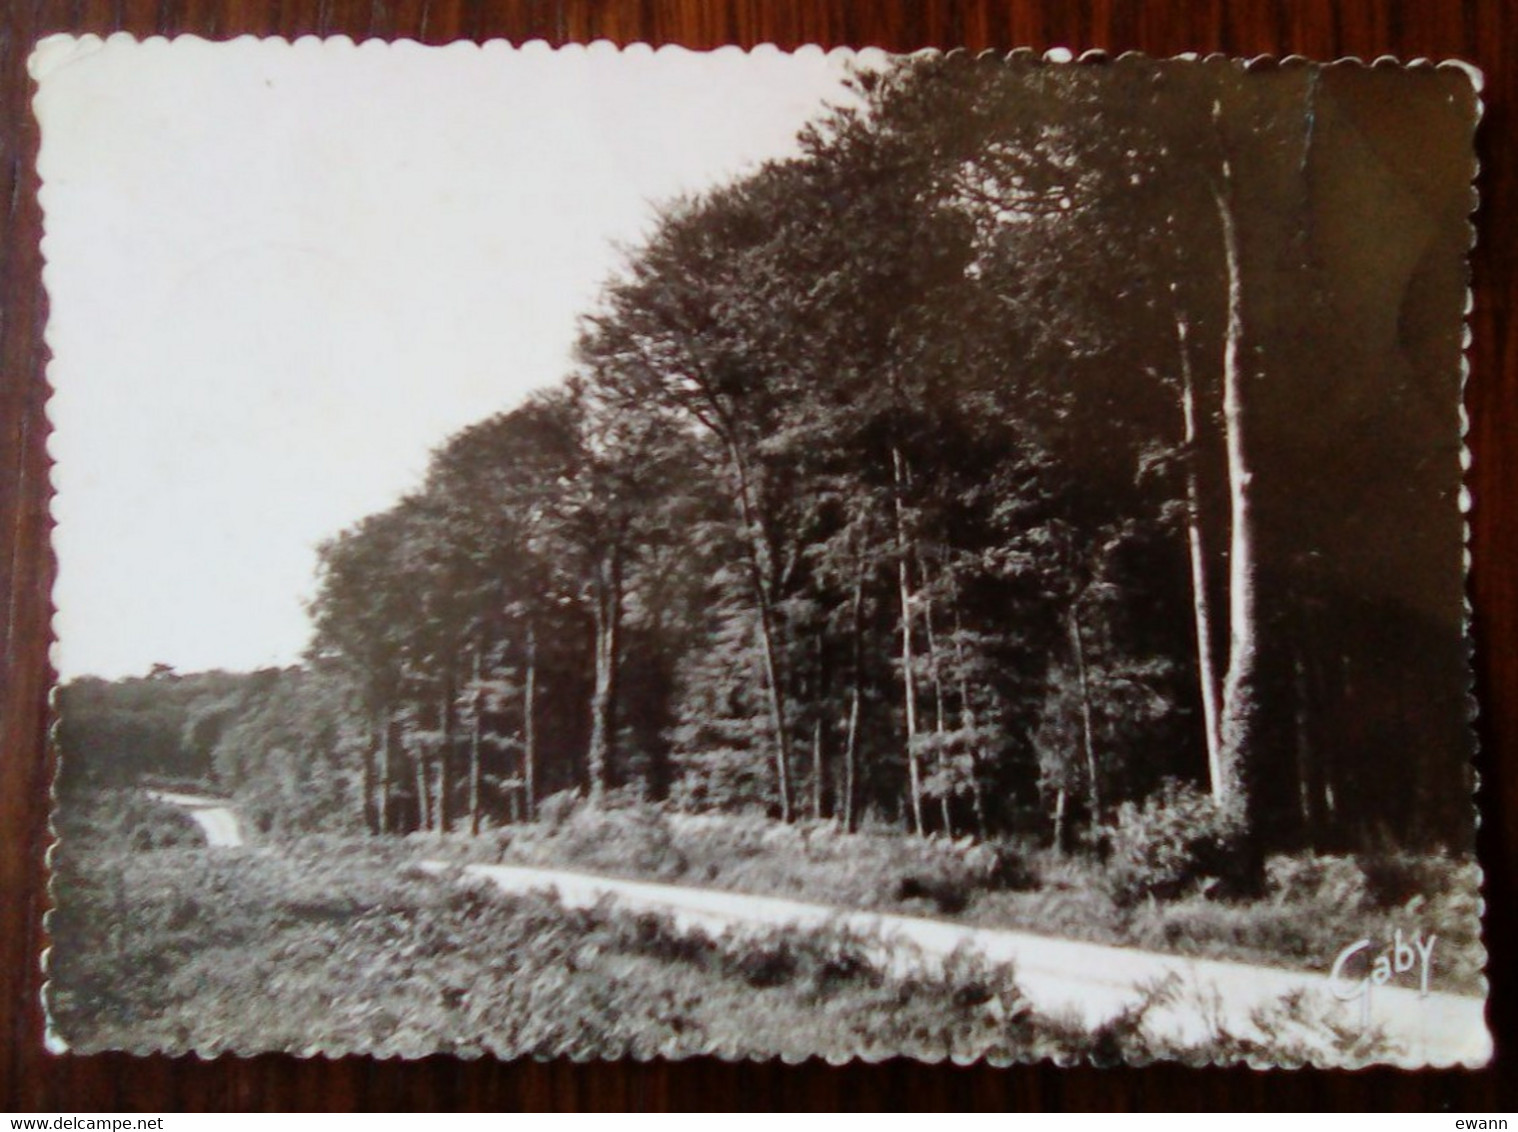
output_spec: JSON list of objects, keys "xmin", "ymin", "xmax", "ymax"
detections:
[{"xmin": 31, "ymin": 36, "xmax": 1487, "ymax": 1067}]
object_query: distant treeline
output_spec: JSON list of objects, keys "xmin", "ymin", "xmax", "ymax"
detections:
[
  {"xmin": 60, "ymin": 57, "xmax": 1476, "ymax": 861},
  {"xmin": 60, "ymin": 667, "xmax": 251, "ymax": 790}
]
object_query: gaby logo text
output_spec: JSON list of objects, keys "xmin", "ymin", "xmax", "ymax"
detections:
[{"xmin": 1330, "ymin": 930, "xmax": 1437, "ymax": 1000}]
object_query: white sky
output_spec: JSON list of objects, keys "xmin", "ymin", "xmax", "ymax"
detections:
[{"xmin": 32, "ymin": 35, "xmax": 868, "ymax": 680}]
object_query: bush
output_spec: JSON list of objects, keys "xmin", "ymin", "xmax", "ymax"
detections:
[
  {"xmin": 895, "ymin": 863, "xmax": 973, "ymax": 914},
  {"xmin": 58, "ymin": 788, "xmax": 207, "ymax": 852},
  {"xmin": 1265, "ymin": 854, "xmax": 1370, "ymax": 910},
  {"xmin": 532, "ymin": 803, "xmax": 688, "ymax": 881},
  {"xmin": 963, "ymin": 838, "xmax": 1043, "ymax": 892},
  {"xmin": 536, "ymin": 790, "xmax": 582, "ymax": 831},
  {"xmin": 1102, "ymin": 780, "xmax": 1244, "ymax": 908},
  {"xmin": 723, "ymin": 934, "xmax": 800, "ymax": 987},
  {"xmin": 1356, "ymin": 851, "xmax": 1464, "ymax": 910}
]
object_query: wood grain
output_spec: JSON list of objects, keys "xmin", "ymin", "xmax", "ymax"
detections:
[{"xmin": 2, "ymin": 0, "xmax": 1512, "ymax": 1111}]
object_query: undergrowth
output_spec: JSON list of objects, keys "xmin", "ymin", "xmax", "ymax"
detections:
[
  {"xmin": 434, "ymin": 795, "xmax": 1483, "ymax": 996},
  {"xmin": 49, "ymin": 828, "xmax": 1405, "ymax": 1064}
]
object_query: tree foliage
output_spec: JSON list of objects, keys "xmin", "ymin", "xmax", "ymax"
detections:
[{"xmin": 64, "ymin": 58, "xmax": 1474, "ymax": 863}]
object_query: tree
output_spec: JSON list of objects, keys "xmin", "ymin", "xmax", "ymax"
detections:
[
  {"xmin": 420, "ymin": 396, "xmax": 586, "ymax": 825},
  {"xmin": 280, "ymin": 54, "xmax": 1472, "ymax": 865},
  {"xmin": 578, "ymin": 173, "xmax": 824, "ymax": 820},
  {"xmin": 538, "ymin": 382, "xmax": 696, "ymax": 804},
  {"xmin": 209, "ymin": 665, "xmax": 368, "ymax": 837}
]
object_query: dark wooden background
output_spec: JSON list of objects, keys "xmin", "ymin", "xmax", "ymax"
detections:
[{"xmin": 2, "ymin": 0, "xmax": 1513, "ymax": 1112}]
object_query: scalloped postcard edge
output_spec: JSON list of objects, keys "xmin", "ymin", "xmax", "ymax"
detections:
[{"xmin": 27, "ymin": 34, "xmax": 1488, "ymax": 1070}]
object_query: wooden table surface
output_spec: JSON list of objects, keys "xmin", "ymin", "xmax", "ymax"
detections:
[{"xmin": 2, "ymin": 0, "xmax": 1513, "ymax": 1112}]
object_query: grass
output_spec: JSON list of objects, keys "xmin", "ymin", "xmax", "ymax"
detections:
[
  {"xmin": 437, "ymin": 805, "xmax": 1014, "ymax": 913},
  {"xmin": 45, "ymin": 787, "xmax": 1479, "ymax": 1062},
  {"xmin": 55, "ymin": 824, "xmax": 1051, "ymax": 1058},
  {"xmin": 43, "ymin": 831, "xmax": 1041, "ymax": 1058},
  {"xmin": 49, "ymin": 828, "xmax": 1400, "ymax": 1064}
]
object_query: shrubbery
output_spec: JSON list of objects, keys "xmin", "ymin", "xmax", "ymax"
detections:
[
  {"xmin": 55, "ymin": 787, "xmax": 206, "ymax": 852},
  {"xmin": 57, "ymin": 832, "xmax": 1399, "ymax": 1063},
  {"xmin": 535, "ymin": 789, "xmax": 582, "ymax": 831},
  {"xmin": 494, "ymin": 794, "xmax": 688, "ymax": 880},
  {"xmin": 1116, "ymin": 848, "xmax": 1484, "ymax": 994},
  {"xmin": 48, "ymin": 834, "xmax": 1072, "ymax": 1059},
  {"xmin": 964, "ymin": 838, "xmax": 1043, "ymax": 892},
  {"xmin": 1356, "ymin": 851, "xmax": 1466, "ymax": 910},
  {"xmin": 52, "ymin": 788, "xmax": 1482, "ymax": 1060},
  {"xmin": 1101, "ymin": 780, "xmax": 1246, "ymax": 908},
  {"xmin": 446, "ymin": 797, "xmax": 1482, "ymax": 993},
  {"xmin": 894, "ymin": 866, "xmax": 973, "ymax": 914},
  {"xmin": 486, "ymin": 803, "xmax": 1036, "ymax": 918},
  {"xmin": 1264, "ymin": 854, "xmax": 1370, "ymax": 909}
]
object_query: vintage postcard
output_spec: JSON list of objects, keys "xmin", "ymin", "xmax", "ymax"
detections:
[{"xmin": 31, "ymin": 36, "xmax": 1487, "ymax": 1066}]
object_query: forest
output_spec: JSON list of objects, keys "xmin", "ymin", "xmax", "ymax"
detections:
[
  {"xmin": 60, "ymin": 54, "xmax": 1476, "ymax": 880},
  {"xmin": 47, "ymin": 53, "xmax": 1490, "ymax": 1061}
]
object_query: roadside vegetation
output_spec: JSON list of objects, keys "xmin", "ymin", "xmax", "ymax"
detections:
[
  {"xmin": 49, "ymin": 802, "xmax": 1397, "ymax": 1064},
  {"xmin": 430, "ymin": 792, "xmax": 1484, "ymax": 997},
  {"xmin": 53, "ymin": 786, "xmax": 1483, "ymax": 1044}
]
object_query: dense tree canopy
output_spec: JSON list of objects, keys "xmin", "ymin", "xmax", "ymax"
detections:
[{"xmin": 65, "ymin": 56, "xmax": 1476, "ymax": 863}]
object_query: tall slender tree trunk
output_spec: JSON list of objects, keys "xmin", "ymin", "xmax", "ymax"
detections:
[
  {"xmin": 891, "ymin": 445, "xmax": 925, "ymax": 837},
  {"xmin": 841, "ymin": 563, "xmax": 866, "ymax": 834},
  {"xmin": 1068, "ymin": 598, "xmax": 1101, "ymax": 821},
  {"xmin": 1212, "ymin": 147, "xmax": 1260, "ymax": 811},
  {"xmin": 361, "ymin": 730, "xmax": 376, "ymax": 834},
  {"xmin": 523, "ymin": 619, "xmax": 538, "ymax": 821},
  {"xmin": 586, "ymin": 559, "xmax": 622, "ymax": 807},
  {"xmin": 967, "ymin": 752, "xmax": 988, "ymax": 841},
  {"xmin": 917, "ymin": 552, "xmax": 954, "ymax": 836},
  {"xmin": 811, "ymin": 719, "xmax": 825, "ymax": 821},
  {"xmin": 436, "ymin": 681, "xmax": 454, "ymax": 834},
  {"xmin": 758, "ymin": 607, "xmax": 795, "ymax": 824},
  {"xmin": 811, "ymin": 631, "xmax": 826, "ymax": 820},
  {"xmin": 377, "ymin": 710, "xmax": 393, "ymax": 835},
  {"xmin": 587, "ymin": 608, "xmax": 612, "ymax": 804},
  {"xmin": 414, "ymin": 747, "xmax": 431, "ymax": 835},
  {"xmin": 1176, "ymin": 313, "xmax": 1226, "ymax": 801},
  {"xmin": 468, "ymin": 650, "xmax": 483, "ymax": 836},
  {"xmin": 946, "ymin": 596, "xmax": 988, "ymax": 840},
  {"xmin": 726, "ymin": 441, "xmax": 794, "ymax": 822},
  {"xmin": 1293, "ymin": 649, "xmax": 1315, "ymax": 848}
]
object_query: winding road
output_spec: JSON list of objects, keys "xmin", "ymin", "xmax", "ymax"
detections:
[
  {"xmin": 424, "ymin": 860, "xmax": 1491, "ymax": 1066},
  {"xmin": 146, "ymin": 790, "xmax": 244, "ymax": 848}
]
